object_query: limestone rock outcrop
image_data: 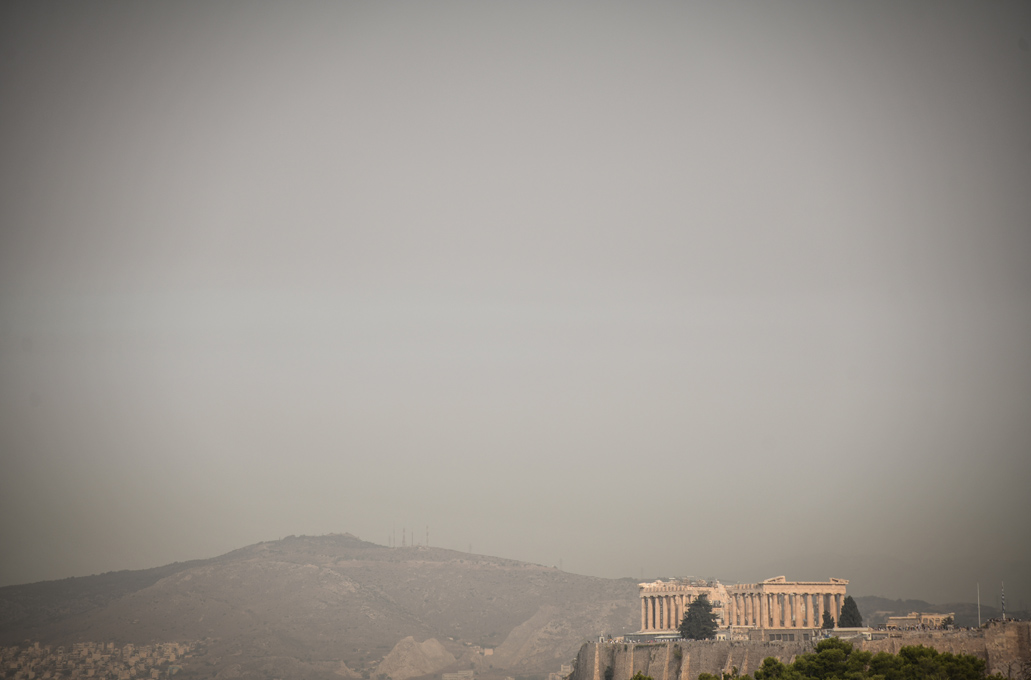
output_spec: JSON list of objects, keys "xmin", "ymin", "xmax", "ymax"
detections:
[{"xmin": 376, "ymin": 636, "xmax": 456, "ymax": 680}]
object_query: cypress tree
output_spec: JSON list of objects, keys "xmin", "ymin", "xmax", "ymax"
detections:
[
  {"xmin": 678, "ymin": 594, "xmax": 719, "ymax": 640},
  {"xmin": 838, "ymin": 596, "xmax": 863, "ymax": 627}
]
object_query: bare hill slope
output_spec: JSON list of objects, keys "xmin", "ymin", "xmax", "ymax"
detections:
[{"xmin": 0, "ymin": 534, "xmax": 638, "ymax": 679}]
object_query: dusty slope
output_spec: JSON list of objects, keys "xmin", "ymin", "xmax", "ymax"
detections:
[{"xmin": 0, "ymin": 534, "xmax": 639, "ymax": 679}]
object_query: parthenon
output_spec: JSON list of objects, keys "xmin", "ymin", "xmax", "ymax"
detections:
[{"xmin": 639, "ymin": 576, "xmax": 849, "ymax": 634}]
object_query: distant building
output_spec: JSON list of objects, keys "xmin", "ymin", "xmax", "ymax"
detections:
[
  {"xmin": 884, "ymin": 612, "xmax": 954, "ymax": 629},
  {"xmin": 443, "ymin": 670, "xmax": 475, "ymax": 680},
  {"xmin": 547, "ymin": 663, "xmax": 573, "ymax": 680}
]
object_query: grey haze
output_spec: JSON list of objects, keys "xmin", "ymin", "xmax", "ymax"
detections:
[{"xmin": 1, "ymin": 1, "xmax": 1029, "ymax": 608}]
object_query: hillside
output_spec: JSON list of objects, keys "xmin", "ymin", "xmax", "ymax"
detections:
[
  {"xmin": 853, "ymin": 595, "xmax": 1028, "ymax": 629},
  {"xmin": 0, "ymin": 534, "xmax": 639, "ymax": 679}
]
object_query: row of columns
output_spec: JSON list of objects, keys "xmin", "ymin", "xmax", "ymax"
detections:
[
  {"xmin": 641, "ymin": 593, "xmax": 705, "ymax": 631},
  {"xmin": 726, "ymin": 591, "xmax": 844, "ymax": 629}
]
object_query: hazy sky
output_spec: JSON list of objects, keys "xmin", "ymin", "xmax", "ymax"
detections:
[{"xmin": 2, "ymin": 1, "xmax": 1030, "ymax": 609}]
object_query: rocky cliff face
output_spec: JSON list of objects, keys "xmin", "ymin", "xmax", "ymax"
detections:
[{"xmin": 377, "ymin": 637, "xmax": 456, "ymax": 680}]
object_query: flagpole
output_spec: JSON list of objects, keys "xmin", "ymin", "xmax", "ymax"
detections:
[{"xmin": 977, "ymin": 583, "xmax": 981, "ymax": 628}]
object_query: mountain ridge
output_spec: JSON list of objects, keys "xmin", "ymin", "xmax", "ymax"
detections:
[{"xmin": 0, "ymin": 533, "xmax": 639, "ymax": 679}]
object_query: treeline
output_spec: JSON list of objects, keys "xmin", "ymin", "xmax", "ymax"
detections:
[{"xmin": 692, "ymin": 637, "xmax": 1012, "ymax": 680}]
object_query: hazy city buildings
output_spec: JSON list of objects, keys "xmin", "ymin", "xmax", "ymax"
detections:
[{"xmin": 0, "ymin": 640, "xmax": 199, "ymax": 679}]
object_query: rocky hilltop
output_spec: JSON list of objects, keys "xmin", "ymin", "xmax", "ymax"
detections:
[
  {"xmin": 0, "ymin": 534, "xmax": 639, "ymax": 680},
  {"xmin": 570, "ymin": 622, "xmax": 1031, "ymax": 680}
]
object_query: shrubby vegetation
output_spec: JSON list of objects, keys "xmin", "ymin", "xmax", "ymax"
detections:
[{"xmin": 697, "ymin": 637, "xmax": 1007, "ymax": 680}]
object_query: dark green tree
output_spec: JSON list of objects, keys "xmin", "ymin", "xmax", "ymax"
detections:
[
  {"xmin": 679, "ymin": 594, "xmax": 719, "ymax": 640},
  {"xmin": 838, "ymin": 596, "xmax": 862, "ymax": 627},
  {"xmin": 750, "ymin": 640, "xmax": 1007, "ymax": 680},
  {"xmin": 754, "ymin": 657, "xmax": 803, "ymax": 680},
  {"xmin": 821, "ymin": 610, "xmax": 834, "ymax": 629},
  {"xmin": 942, "ymin": 615, "xmax": 954, "ymax": 628},
  {"xmin": 792, "ymin": 638, "xmax": 863, "ymax": 679}
]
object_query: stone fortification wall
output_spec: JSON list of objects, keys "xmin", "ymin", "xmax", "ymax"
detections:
[
  {"xmin": 854, "ymin": 621, "xmax": 1031, "ymax": 676},
  {"xmin": 572, "ymin": 640, "xmax": 811, "ymax": 680},
  {"xmin": 983, "ymin": 620, "xmax": 1031, "ymax": 678},
  {"xmin": 855, "ymin": 630, "xmax": 989, "ymax": 659},
  {"xmin": 571, "ymin": 622, "xmax": 1030, "ymax": 680}
]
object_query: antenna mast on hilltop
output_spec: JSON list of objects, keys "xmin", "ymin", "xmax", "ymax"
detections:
[
  {"xmin": 1002, "ymin": 582, "xmax": 1006, "ymax": 621},
  {"xmin": 426, "ymin": 525, "xmax": 429, "ymax": 547},
  {"xmin": 402, "ymin": 527, "xmax": 406, "ymax": 548}
]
